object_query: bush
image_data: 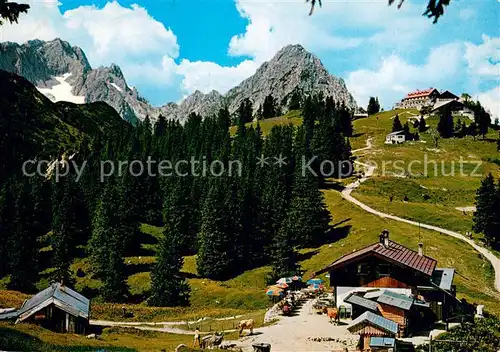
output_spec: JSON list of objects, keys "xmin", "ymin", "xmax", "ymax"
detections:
[{"xmin": 417, "ymin": 316, "xmax": 500, "ymax": 352}]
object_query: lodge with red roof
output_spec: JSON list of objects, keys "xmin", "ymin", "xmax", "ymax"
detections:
[{"xmin": 394, "ymin": 88, "xmax": 460, "ymax": 109}]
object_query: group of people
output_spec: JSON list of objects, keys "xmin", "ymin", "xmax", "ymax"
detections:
[{"xmin": 278, "ymin": 291, "xmax": 300, "ymax": 316}]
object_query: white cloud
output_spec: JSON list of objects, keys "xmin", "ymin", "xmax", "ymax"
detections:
[
  {"xmin": 63, "ymin": 2, "xmax": 179, "ymax": 61},
  {"xmin": 476, "ymin": 86, "xmax": 500, "ymax": 118},
  {"xmin": 465, "ymin": 35, "xmax": 500, "ymax": 79},
  {"xmin": 228, "ymin": 0, "xmax": 430, "ymax": 63},
  {"xmin": 176, "ymin": 59, "xmax": 258, "ymax": 95},
  {"xmin": 346, "ymin": 43, "xmax": 464, "ymax": 108}
]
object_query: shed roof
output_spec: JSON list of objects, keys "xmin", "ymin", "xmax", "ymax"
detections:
[
  {"xmin": 370, "ymin": 337, "xmax": 396, "ymax": 348},
  {"xmin": 377, "ymin": 290, "xmax": 413, "ymax": 310},
  {"xmin": 387, "ymin": 130, "xmax": 405, "ymax": 136},
  {"xmin": 431, "ymin": 99, "xmax": 464, "ymax": 112},
  {"xmin": 431, "ymin": 268, "xmax": 455, "ymax": 291},
  {"xmin": 348, "ymin": 311, "xmax": 398, "ymax": 335},
  {"xmin": 344, "ymin": 293, "xmax": 379, "ymax": 311},
  {"xmin": 17, "ymin": 283, "xmax": 90, "ymax": 321},
  {"xmin": 0, "ymin": 310, "xmax": 19, "ymax": 320},
  {"xmin": 315, "ymin": 240, "xmax": 437, "ymax": 277}
]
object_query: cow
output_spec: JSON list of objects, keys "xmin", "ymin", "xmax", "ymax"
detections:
[
  {"xmin": 323, "ymin": 307, "xmax": 339, "ymax": 325},
  {"xmin": 237, "ymin": 319, "xmax": 255, "ymax": 336},
  {"xmin": 200, "ymin": 332, "xmax": 224, "ymax": 349}
]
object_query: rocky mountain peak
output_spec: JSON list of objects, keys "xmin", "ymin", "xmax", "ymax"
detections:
[
  {"xmin": 225, "ymin": 44, "xmax": 356, "ymax": 114},
  {"xmin": 0, "ymin": 39, "xmax": 356, "ymax": 124}
]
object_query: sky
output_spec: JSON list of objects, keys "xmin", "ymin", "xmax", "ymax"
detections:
[{"xmin": 0, "ymin": 0, "xmax": 498, "ymax": 116}]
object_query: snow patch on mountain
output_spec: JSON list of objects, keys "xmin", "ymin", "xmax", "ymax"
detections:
[
  {"xmin": 110, "ymin": 82, "xmax": 123, "ymax": 93},
  {"xmin": 36, "ymin": 73, "xmax": 85, "ymax": 104}
]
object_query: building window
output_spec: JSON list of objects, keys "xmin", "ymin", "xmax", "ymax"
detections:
[
  {"xmin": 357, "ymin": 263, "xmax": 370, "ymax": 275},
  {"xmin": 377, "ymin": 264, "xmax": 390, "ymax": 277}
]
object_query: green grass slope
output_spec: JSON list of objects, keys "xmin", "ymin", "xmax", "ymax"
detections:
[
  {"xmin": 349, "ymin": 109, "xmax": 499, "ymax": 236},
  {"xmin": 0, "ymin": 70, "xmax": 131, "ymax": 158}
]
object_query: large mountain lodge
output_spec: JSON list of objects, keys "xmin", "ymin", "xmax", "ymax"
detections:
[
  {"xmin": 313, "ymin": 230, "xmax": 464, "ymax": 344},
  {"xmin": 394, "ymin": 88, "xmax": 460, "ymax": 110}
]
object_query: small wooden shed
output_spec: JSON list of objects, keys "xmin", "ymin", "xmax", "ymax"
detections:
[
  {"xmin": 15, "ymin": 283, "xmax": 90, "ymax": 334},
  {"xmin": 348, "ymin": 311, "xmax": 398, "ymax": 351}
]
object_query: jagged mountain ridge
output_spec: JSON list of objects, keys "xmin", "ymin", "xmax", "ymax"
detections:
[
  {"xmin": 226, "ymin": 44, "xmax": 357, "ymax": 114},
  {"xmin": 0, "ymin": 39, "xmax": 357, "ymax": 123}
]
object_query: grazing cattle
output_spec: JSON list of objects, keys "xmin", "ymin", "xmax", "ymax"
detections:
[
  {"xmin": 237, "ymin": 319, "xmax": 255, "ymax": 336},
  {"xmin": 201, "ymin": 332, "xmax": 223, "ymax": 349},
  {"xmin": 323, "ymin": 307, "xmax": 339, "ymax": 324}
]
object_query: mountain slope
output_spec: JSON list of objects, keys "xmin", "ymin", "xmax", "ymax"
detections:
[
  {"xmin": 0, "ymin": 69, "xmax": 130, "ymax": 176},
  {"xmin": 0, "ymin": 40, "xmax": 357, "ymax": 123}
]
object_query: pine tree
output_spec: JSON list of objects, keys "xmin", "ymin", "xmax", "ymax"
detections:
[
  {"xmin": 403, "ymin": 122, "xmax": 411, "ymax": 140},
  {"xmin": 288, "ymin": 173, "xmax": 331, "ymax": 247},
  {"xmin": 256, "ymin": 104, "xmax": 263, "ymax": 121},
  {"xmin": 149, "ymin": 181, "xmax": 190, "ymax": 306},
  {"xmin": 51, "ymin": 178, "xmax": 74, "ymax": 284},
  {"xmin": 270, "ymin": 222, "xmax": 299, "ymax": 282},
  {"xmin": 437, "ymin": 105, "xmax": 454, "ymax": 138},
  {"xmin": 8, "ymin": 179, "xmax": 39, "ymax": 291},
  {"xmin": 302, "ymin": 96, "xmax": 316, "ymax": 149},
  {"xmin": 288, "ymin": 90, "xmax": 302, "ymax": 110},
  {"xmin": 392, "ymin": 114, "xmax": 403, "ymax": 132},
  {"xmin": 418, "ymin": 116, "xmax": 427, "ymax": 132},
  {"xmin": 88, "ymin": 180, "xmax": 128, "ymax": 302},
  {"xmin": 473, "ymin": 174, "xmax": 500, "ymax": 246},
  {"xmin": 338, "ymin": 101, "xmax": 353, "ymax": 137},
  {"xmin": 0, "ymin": 183, "xmax": 14, "ymax": 277},
  {"xmin": 197, "ymin": 177, "xmax": 237, "ymax": 280},
  {"xmin": 237, "ymin": 98, "xmax": 253, "ymax": 124},
  {"xmin": 367, "ymin": 97, "xmax": 380, "ymax": 115},
  {"xmin": 262, "ymin": 95, "xmax": 276, "ymax": 119},
  {"xmin": 101, "ymin": 248, "xmax": 128, "ymax": 302}
]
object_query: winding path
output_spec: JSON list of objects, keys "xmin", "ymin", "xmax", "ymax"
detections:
[{"xmin": 342, "ymin": 138, "xmax": 500, "ymax": 292}]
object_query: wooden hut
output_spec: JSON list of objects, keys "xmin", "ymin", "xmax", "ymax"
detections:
[
  {"xmin": 14, "ymin": 283, "xmax": 90, "ymax": 334},
  {"xmin": 347, "ymin": 311, "xmax": 398, "ymax": 351}
]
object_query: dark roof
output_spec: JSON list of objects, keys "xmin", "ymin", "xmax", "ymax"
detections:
[
  {"xmin": 370, "ymin": 337, "xmax": 396, "ymax": 348},
  {"xmin": 17, "ymin": 283, "xmax": 89, "ymax": 321},
  {"xmin": 387, "ymin": 130, "xmax": 405, "ymax": 136},
  {"xmin": 344, "ymin": 293, "xmax": 379, "ymax": 311},
  {"xmin": 439, "ymin": 90, "xmax": 459, "ymax": 99},
  {"xmin": 431, "ymin": 268, "xmax": 455, "ymax": 291},
  {"xmin": 315, "ymin": 240, "xmax": 437, "ymax": 277},
  {"xmin": 431, "ymin": 99, "xmax": 464, "ymax": 112},
  {"xmin": 377, "ymin": 290, "xmax": 413, "ymax": 310},
  {"xmin": 348, "ymin": 311, "xmax": 398, "ymax": 335}
]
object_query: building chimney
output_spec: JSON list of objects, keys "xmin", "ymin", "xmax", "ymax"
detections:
[
  {"xmin": 380, "ymin": 229, "xmax": 389, "ymax": 247},
  {"xmin": 418, "ymin": 242, "xmax": 423, "ymax": 256}
]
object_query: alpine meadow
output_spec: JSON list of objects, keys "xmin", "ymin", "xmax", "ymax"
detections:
[{"xmin": 0, "ymin": 1, "xmax": 499, "ymax": 351}]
